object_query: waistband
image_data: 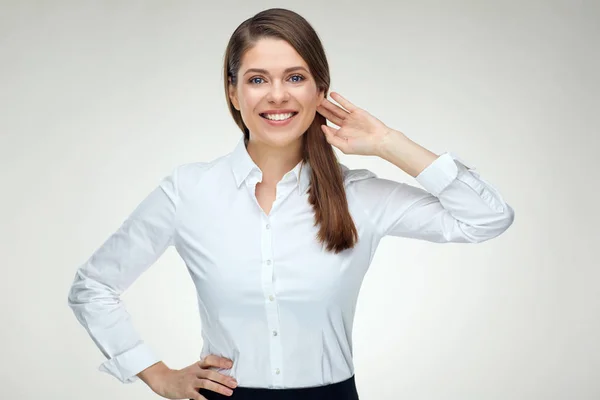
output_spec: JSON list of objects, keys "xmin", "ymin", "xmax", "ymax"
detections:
[{"xmin": 195, "ymin": 374, "xmax": 359, "ymax": 400}]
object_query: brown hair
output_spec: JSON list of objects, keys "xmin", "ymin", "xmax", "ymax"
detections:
[{"xmin": 223, "ymin": 8, "xmax": 357, "ymax": 254}]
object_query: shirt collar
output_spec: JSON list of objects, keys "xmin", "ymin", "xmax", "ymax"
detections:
[{"xmin": 230, "ymin": 137, "xmax": 311, "ymax": 194}]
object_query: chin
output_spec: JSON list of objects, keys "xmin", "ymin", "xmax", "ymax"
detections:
[
  {"xmin": 267, "ymin": 135, "xmax": 303, "ymax": 148},
  {"xmin": 253, "ymin": 130, "xmax": 306, "ymax": 147}
]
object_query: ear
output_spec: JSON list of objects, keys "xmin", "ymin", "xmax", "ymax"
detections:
[
  {"xmin": 317, "ymin": 89, "xmax": 325, "ymax": 104},
  {"xmin": 228, "ymin": 78, "xmax": 240, "ymax": 111}
]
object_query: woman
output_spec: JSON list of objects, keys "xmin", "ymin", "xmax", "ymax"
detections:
[{"xmin": 67, "ymin": 7, "xmax": 514, "ymax": 400}]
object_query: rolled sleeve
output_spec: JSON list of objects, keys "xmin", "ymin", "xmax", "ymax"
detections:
[
  {"xmin": 98, "ymin": 341, "xmax": 161, "ymax": 384},
  {"xmin": 414, "ymin": 152, "xmax": 464, "ymax": 197},
  {"xmin": 415, "ymin": 152, "xmax": 507, "ymax": 213}
]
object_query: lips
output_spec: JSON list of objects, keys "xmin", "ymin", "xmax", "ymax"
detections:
[
  {"xmin": 259, "ymin": 111, "xmax": 299, "ymax": 127},
  {"xmin": 259, "ymin": 111, "xmax": 299, "ymax": 119}
]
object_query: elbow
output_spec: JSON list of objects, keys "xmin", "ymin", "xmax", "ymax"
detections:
[
  {"xmin": 66, "ymin": 267, "xmax": 120, "ymax": 310},
  {"xmin": 67, "ymin": 269, "xmax": 85, "ymax": 309},
  {"xmin": 503, "ymin": 204, "xmax": 516, "ymax": 230},
  {"xmin": 494, "ymin": 203, "xmax": 515, "ymax": 236},
  {"xmin": 458, "ymin": 204, "xmax": 515, "ymax": 244},
  {"xmin": 67, "ymin": 273, "xmax": 79, "ymax": 309},
  {"xmin": 473, "ymin": 203, "xmax": 515, "ymax": 243},
  {"xmin": 67, "ymin": 284, "xmax": 82, "ymax": 309},
  {"xmin": 67, "ymin": 281, "xmax": 84, "ymax": 312}
]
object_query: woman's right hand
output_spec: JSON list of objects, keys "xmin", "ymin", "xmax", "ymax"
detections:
[{"xmin": 150, "ymin": 355, "xmax": 238, "ymax": 399}]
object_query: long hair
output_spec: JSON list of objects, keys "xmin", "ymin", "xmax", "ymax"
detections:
[{"xmin": 223, "ymin": 8, "xmax": 358, "ymax": 253}]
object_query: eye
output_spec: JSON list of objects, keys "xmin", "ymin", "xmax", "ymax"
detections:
[
  {"xmin": 247, "ymin": 74, "xmax": 306, "ymax": 85},
  {"xmin": 249, "ymin": 77, "xmax": 264, "ymax": 85}
]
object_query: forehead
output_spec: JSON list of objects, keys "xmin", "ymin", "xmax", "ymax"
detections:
[{"xmin": 241, "ymin": 38, "xmax": 308, "ymax": 72}]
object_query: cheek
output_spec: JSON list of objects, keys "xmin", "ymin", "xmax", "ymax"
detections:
[
  {"xmin": 297, "ymin": 90, "xmax": 320, "ymax": 110},
  {"xmin": 238, "ymin": 89, "xmax": 261, "ymax": 111}
]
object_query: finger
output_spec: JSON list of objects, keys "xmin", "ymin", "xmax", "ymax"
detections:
[
  {"xmin": 316, "ymin": 105, "xmax": 344, "ymax": 127},
  {"xmin": 203, "ymin": 370, "xmax": 238, "ymax": 389},
  {"xmin": 199, "ymin": 355, "xmax": 233, "ymax": 369},
  {"xmin": 321, "ymin": 125, "xmax": 350, "ymax": 153},
  {"xmin": 196, "ymin": 378, "xmax": 235, "ymax": 396},
  {"xmin": 320, "ymin": 97, "xmax": 349, "ymax": 120},
  {"xmin": 330, "ymin": 92, "xmax": 357, "ymax": 112}
]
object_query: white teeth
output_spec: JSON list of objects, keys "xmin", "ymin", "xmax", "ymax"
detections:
[{"xmin": 263, "ymin": 112, "xmax": 295, "ymax": 121}]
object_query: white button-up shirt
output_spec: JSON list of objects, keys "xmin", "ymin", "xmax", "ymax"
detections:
[{"xmin": 67, "ymin": 137, "xmax": 514, "ymax": 388}]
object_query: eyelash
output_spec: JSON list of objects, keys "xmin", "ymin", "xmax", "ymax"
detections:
[{"xmin": 248, "ymin": 74, "xmax": 306, "ymax": 85}]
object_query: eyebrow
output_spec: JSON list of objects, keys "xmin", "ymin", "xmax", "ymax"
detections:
[{"xmin": 243, "ymin": 66, "xmax": 309, "ymax": 76}]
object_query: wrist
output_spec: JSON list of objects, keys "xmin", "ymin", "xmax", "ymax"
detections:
[
  {"xmin": 377, "ymin": 129, "xmax": 438, "ymax": 178},
  {"xmin": 137, "ymin": 361, "xmax": 171, "ymax": 389},
  {"xmin": 376, "ymin": 128, "xmax": 410, "ymax": 160}
]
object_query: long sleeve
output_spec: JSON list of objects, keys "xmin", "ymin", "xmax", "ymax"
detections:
[
  {"xmin": 67, "ymin": 167, "xmax": 180, "ymax": 383},
  {"xmin": 346, "ymin": 152, "xmax": 515, "ymax": 243}
]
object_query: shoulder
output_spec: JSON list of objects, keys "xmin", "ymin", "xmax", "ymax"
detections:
[
  {"xmin": 339, "ymin": 163, "xmax": 396, "ymax": 193},
  {"xmin": 169, "ymin": 153, "xmax": 231, "ymax": 191},
  {"xmin": 339, "ymin": 163, "xmax": 377, "ymax": 185}
]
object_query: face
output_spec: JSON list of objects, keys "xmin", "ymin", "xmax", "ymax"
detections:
[{"xmin": 228, "ymin": 37, "xmax": 325, "ymax": 148}]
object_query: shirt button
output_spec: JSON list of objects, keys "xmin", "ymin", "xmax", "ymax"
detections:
[
  {"xmin": 275, "ymin": 368, "xmax": 280, "ymax": 374},
  {"xmin": 266, "ymin": 260, "xmax": 271, "ymax": 265},
  {"xmin": 266, "ymin": 223, "xmax": 270, "ymax": 229},
  {"xmin": 272, "ymin": 330, "xmax": 278, "ymax": 336},
  {"xmin": 269, "ymin": 295, "xmax": 275, "ymax": 301}
]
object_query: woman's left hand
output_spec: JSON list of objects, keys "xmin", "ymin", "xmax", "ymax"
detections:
[{"xmin": 316, "ymin": 92, "xmax": 401, "ymax": 157}]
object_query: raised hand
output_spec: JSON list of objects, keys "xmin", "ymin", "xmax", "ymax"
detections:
[{"xmin": 316, "ymin": 92, "xmax": 396, "ymax": 157}]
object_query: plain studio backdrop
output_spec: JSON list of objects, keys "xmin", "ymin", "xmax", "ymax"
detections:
[{"xmin": 1, "ymin": 1, "xmax": 598, "ymax": 399}]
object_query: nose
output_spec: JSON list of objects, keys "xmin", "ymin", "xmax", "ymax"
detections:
[{"xmin": 266, "ymin": 81, "xmax": 289, "ymax": 104}]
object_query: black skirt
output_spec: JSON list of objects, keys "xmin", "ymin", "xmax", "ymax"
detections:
[{"xmin": 194, "ymin": 374, "xmax": 359, "ymax": 400}]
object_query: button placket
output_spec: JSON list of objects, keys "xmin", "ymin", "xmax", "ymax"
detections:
[{"xmin": 259, "ymin": 215, "xmax": 283, "ymax": 386}]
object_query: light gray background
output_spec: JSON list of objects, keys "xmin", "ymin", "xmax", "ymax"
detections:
[{"xmin": 1, "ymin": 1, "xmax": 598, "ymax": 399}]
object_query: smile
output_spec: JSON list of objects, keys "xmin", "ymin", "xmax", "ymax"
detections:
[{"xmin": 259, "ymin": 112, "xmax": 299, "ymax": 126}]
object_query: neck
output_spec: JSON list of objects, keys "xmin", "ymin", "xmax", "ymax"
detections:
[{"xmin": 246, "ymin": 136, "xmax": 304, "ymax": 186}]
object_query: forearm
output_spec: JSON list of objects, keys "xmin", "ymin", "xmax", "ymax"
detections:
[
  {"xmin": 137, "ymin": 361, "xmax": 171, "ymax": 389},
  {"xmin": 377, "ymin": 129, "xmax": 439, "ymax": 177}
]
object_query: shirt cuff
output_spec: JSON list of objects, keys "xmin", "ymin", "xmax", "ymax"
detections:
[
  {"xmin": 98, "ymin": 341, "xmax": 161, "ymax": 384},
  {"xmin": 415, "ymin": 152, "xmax": 475, "ymax": 197}
]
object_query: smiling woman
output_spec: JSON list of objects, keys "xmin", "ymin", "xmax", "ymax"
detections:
[
  {"xmin": 67, "ymin": 6, "xmax": 514, "ymax": 400},
  {"xmin": 222, "ymin": 10, "xmax": 358, "ymax": 254},
  {"xmin": 229, "ymin": 47, "xmax": 324, "ymax": 147}
]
